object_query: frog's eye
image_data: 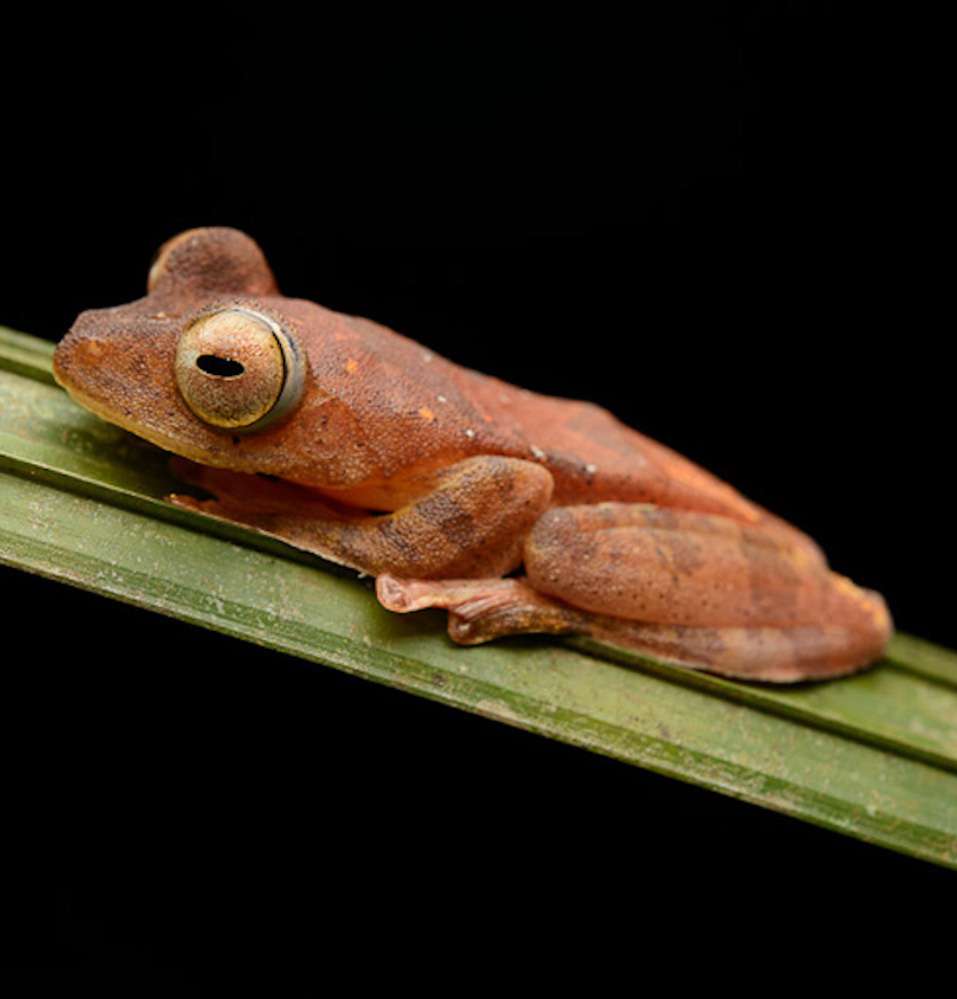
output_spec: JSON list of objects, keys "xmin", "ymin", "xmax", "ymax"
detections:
[{"xmin": 174, "ymin": 308, "xmax": 304, "ymax": 432}]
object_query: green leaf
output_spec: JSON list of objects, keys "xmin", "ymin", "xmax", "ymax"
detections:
[{"xmin": 1, "ymin": 326, "xmax": 955, "ymax": 869}]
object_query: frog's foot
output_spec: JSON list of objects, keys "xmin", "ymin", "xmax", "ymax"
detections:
[{"xmin": 376, "ymin": 574, "xmax": 588, "ymax": 644}]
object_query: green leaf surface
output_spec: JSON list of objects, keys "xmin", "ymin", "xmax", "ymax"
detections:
[{"xmin": 1, "ymin": 328, "xmax": 955, "ymax": 869}]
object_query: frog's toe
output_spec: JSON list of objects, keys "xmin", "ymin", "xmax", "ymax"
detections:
[{"xmin": 375, "ymin": 574, "xmax": 585, "ymax": 645}]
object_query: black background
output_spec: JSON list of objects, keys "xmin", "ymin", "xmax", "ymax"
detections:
[{"xmin": 4, "ymin": 6, "xmax": 952, "ymax": 973}]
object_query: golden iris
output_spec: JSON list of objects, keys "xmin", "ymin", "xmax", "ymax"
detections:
[{"xmin": 175, "ymin": 307, "xmax": 303, "ymax": 432}]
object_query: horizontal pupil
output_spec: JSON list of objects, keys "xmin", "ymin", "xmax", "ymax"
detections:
[{"xmin": 197, "ymin": 354, "xmax": 245, "ymax": 378}]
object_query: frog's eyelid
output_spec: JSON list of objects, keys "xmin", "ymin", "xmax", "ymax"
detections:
[{"xmin": 252, "ymin": 314, "xmax": 306, "ymax": 433}]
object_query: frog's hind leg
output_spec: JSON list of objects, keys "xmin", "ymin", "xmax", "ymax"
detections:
[
  {"xmin": 376, "ymin": 572, "xmax": 889, "ymax": 682},
  {"xmin": 520, "ymin": 503, "xmax": 891, "ymax": 681},
  {"xmin": 379, "ymin": 503, "xmax": 892, "ymax": 682}
]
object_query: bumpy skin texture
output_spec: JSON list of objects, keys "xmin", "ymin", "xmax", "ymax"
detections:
[{"xmin": 53, "ymin": 227, "xmax": 892, "ymax": 681}]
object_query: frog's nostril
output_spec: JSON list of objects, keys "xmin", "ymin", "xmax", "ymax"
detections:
[{"xmin": 196, "ymin": 355, "xmax": 245, "ymax": 378}]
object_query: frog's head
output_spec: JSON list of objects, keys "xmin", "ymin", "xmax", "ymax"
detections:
[{"xmin": 53, "ymin": 228, "xmax": 325, "ymax": 472}]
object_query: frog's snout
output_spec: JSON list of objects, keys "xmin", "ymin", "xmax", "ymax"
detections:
[
  {"xmin": 52, "ymin": 315, "xmax": 95, "ymax": 392},
  {"xmin": 54, "ymin": 308, "xmax": 116, "ymax": 393},
  {"xmin": 54, "ymin": 306, "xmax": 181, "ymax": 417}
]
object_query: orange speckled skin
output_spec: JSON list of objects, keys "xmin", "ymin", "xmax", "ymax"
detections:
[{"xmin": 53, "ymin": 227, "xmax": 892, "ymax": 681}]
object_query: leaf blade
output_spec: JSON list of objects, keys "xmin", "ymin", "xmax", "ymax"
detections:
[{"xmin": 2, "ymin": 328, "xmax": 955, "ymax": 867}]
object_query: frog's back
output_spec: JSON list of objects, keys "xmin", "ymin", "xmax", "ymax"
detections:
[
  {"xmin": 448, "ymin": 362, "xmax": 766, "ymax": 521},
  {"xmin": 305, "ymin": 305, "xmax": 767, "ymax": 524}
]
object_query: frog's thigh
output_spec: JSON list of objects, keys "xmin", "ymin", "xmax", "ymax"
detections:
[
  {"xmin": 527, "ymin": 503, "xmax": 853, "ymax": 627},
  {"xmin": 522, "ymin": 502, "xmax": 891, "ymax": 679}
]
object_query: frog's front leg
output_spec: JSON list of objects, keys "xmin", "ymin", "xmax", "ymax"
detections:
[
  {"xmin": 379, "ymin": 503, "xmax": 892, "ymax": 682},
  {"xmin": 169, "ymin": 455, "xmax": 554, "ymax": 579}
]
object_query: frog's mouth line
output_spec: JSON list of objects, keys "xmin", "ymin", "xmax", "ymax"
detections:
[
  {"xmin": 54, "ymin": 375, "xmax": 240, "ymax": 471},
  {"xmin": 55, "ymin": 369, "xmax": 375, "ymax": 514}
]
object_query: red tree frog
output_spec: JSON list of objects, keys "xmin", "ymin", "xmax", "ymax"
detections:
[{"xmin": 53, "ymin": 227, "xmax": 891, "ymax": 681}]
